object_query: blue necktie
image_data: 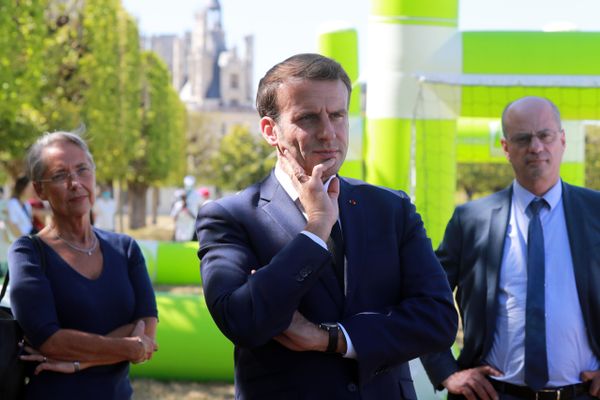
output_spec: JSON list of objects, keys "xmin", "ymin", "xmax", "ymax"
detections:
[{"xmin": 524, "ymin": 198, "xmax": 549, "ymax": 391}]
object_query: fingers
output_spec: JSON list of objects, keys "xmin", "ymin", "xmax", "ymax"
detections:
[
  {"xmin": 279, "ymin": 147, "xmax": 308, "ymax": 185},
  {"xmin": 310, "ymin": 158, "xmax": 337, "ymax": 182},
  {"xmin": 581, "ymin": 370, "xmax": 594, "ymax": 382},
  {"xmin": 279, "ymin": 147, "xmax": 336, "ymax": 186},
  {"xmin": 479, "ymin": 365, "xmax": 503, "ymax": 377},
  {"xmin": 444, "ymin": 368, "xmax": 499, "ymax": 400},
  {"xmin": 34, "ymin": 363, "xmax": 46, "ymax": 375},
  {"xmin": 23, "ymin": 345, "xmax": 40, "ymax": 355},
  {"xmin": 327, "ymin": 176, "xmax": 340, "ymax": 200},
  {"xmin": 20, "ymin": 354, "xmax": 46, "ymax": 363},
  {"xmin": 460, "ymin": 386, "xmax": 478, "ymax": 400},
  {"xmin": 471, "ymin": 378, "xmax": 498, "ymax": 400},
  {"xmin": 591, "ymin": 381, "xmax": 600, "ymax": 399},
  {"xmin": 581, "ymin": 370, "xmax": 600, "ymax": 398}
]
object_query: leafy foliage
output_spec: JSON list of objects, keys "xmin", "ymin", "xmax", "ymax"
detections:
[
  {"xmin": 0, "ymin": 0, "xmax": 189, "ymax": 230},
  {"xmin": 0, "ymin": 0, "xmax": 47, "ymax": 176},
  {"xmin": 456, "ymin": 162, "xmax": 514, "ymax": 200},
  {"xmin": 186, "ymin": 111, "xmax": 220, "ymax": 183},
  {"xmin": 585, "ymin": 125, "xmax": 600, "ymax": 190},
  {"xmin": 210, "ymin": 126, "xmax": 276, "ymax": 191},
  {"xmin": 126, "ymin": 51, "xmax": 187, "ymax": 228}
]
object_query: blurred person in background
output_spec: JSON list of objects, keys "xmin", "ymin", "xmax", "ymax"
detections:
[
  {"xmin": 184, "ymin": 175, "xmax": 200, "ymax": 241},
  {"xmin": 93, "ymin": 186, "xmax": 117, "ymax": 232},
  {"xmin": 198, "ymin": 187, "xmax": 212, "ymax": 208},
  {"xmin": 171, "ymin": 190, "xmax": 196, "ymax": 242},
  {"xmin": 7, "ymin": 176, "xmax": 36, "ymax": 236},
  {"xmin": 0, "ymin": 187, "xmax": 9, "ymax": 278},
  {"xmin": 28, "ymin": 197, "xmax": 48, "ymax": 232}
]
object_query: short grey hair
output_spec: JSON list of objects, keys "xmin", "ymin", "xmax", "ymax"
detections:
[{"xmin": 27, "ymin": 131, "xmax": 95, "ymax": 181}]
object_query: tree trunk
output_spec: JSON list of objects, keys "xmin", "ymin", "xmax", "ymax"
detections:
[
  {"xmin": 116, "ymin": 180, "xmax": 124, "ymax": 233},
  {"xmin": 151, "ymin": 186, "xmax": 159, "ymax": 225},
  {"xmin": 128, "ymin": 181, "xmax": 148, "ymax": 229}
]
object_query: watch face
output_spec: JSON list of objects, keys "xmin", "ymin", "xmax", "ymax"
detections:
[{"xmin": 320, "ymin": 322, "xmax": 338, "ymax": 331}]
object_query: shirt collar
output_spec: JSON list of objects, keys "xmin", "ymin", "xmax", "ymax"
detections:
[
  {"xmin": 512, "ymin": 178, "xmax": 562, "ymax": 212},
  {"xmin": 274, "ymin": 161, "xmax": 335, "ymax": 202}
]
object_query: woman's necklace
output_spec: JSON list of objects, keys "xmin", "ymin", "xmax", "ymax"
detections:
[{"xmin": 55, "ymin": 230, "xmax": 98, "ymax": 256}]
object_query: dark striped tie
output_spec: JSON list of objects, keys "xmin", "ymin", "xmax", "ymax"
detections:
[
  {"xmin": 524, "ymin": 198, "xmax": 549, "ymax": 390},
  {"xmin": 327, "ymin": 221, "xmax": 345, "ymax": 290}
]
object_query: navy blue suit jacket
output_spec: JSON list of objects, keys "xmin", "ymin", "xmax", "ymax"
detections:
[
  {"xmin": 197, "ymin": 171, "xmax": 457, "ymax": 399},
  {"xmin": 421, "ymin": 181, "xmax": 600, "ymax": 390}
]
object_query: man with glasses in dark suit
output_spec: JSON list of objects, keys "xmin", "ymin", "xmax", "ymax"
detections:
[{"xmin": 422, "ymin": 96, "xmax": 600, "ymax": 400}]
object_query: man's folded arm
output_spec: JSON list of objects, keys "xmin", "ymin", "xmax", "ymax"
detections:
[{"xmin": 198, "ymin": 202, "xmax": 331, "ymax": 348}]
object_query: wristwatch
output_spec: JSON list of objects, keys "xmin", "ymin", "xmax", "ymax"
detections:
[{"xmin": 318, "ymin": 322, "xmax": 339, "ymax": 353}]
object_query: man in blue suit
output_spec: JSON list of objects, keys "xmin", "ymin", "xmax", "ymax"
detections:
[
  {"xmin": 422, "ymin": 96, "xmax": 600, "ymax": 400},
  {"xmin": 197, "ymin": 53, "xmax": 457, "ymax": 399}
]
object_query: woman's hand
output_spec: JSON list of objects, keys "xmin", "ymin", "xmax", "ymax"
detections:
[
  {"xmin": 130, "ymin": 319, "xmax": 158, "ymax": 363},
  {"xmin": 20, "ymin": 346, "xmax": 81, "ymax": 375}
]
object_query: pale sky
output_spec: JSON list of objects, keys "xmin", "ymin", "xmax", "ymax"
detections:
[{"xmin": 121, "ymin": 0, "xmax": 600, "ymax": 86}]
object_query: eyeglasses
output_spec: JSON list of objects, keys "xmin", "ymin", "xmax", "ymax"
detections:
[
  {"xmin": 507, "ymin": 130, "xmax": 561, "ymax": 148},
  {"xmin": 38, "ymin": 165, "xmax": 95, "ymax": 185}
]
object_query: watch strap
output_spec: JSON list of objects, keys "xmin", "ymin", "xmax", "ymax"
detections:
[{"xmin": 319, "ymin": 323, "xmax": 338, "ymax": 353}]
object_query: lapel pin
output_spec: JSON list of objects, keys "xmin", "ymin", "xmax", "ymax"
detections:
[{"xmin": 348, "ymin": 199, "xmax": 357, "ymax": 206}]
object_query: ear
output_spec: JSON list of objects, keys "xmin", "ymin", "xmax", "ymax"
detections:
[
  {"xmin": 33, "ymin": 182, "xmax": 47, "ymax": 201},
  {"xmin": 260, "ymin": 116, "xmax": 278, "ymax": 147},
  {"xmin": 500, "ymin": 137, "xmax": 510, "ymax": 160}
]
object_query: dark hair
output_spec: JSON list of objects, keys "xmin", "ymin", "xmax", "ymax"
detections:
[
  {"xmin": 501, "ymin": 96, "xmax": 562, "ymax": 137},
  {"xmin": 256, "ymin": 53, "xmax": 352, "ymax": 121},
  {"xmin": 11, "ymin": 176, "xmax": 30, "ymax": 199},
  {"xmin": 26, "ymin": 131, "xmax": 95, "ymax": 182}
]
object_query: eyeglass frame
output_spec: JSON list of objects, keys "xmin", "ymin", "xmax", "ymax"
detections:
[
  {"xmin": 505, "ymin": 129, "xmax": 563, "ymax": 148},
  {"xmin": 36, "ymin": 164, "xmax": 96, "ymax": 185}
]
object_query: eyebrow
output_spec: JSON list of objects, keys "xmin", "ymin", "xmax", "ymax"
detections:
[
  {"xmin": 513, "ymin": 128, "xmax": 557, "ymax": 135},
  {"xmin": 49, "ymin": 162, "xmax": 90, "ymax": 172}
]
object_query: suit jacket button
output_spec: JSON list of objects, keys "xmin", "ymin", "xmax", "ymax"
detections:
[
  {"xmin": 375, "ymin": 366, "xmax": 388, "ymax": 375},
  {"xmin": 347, "ymin": 382, "xmax": 357, "ymax": 392},
  {"xmin": 299, "ymin": 267, "xmax": 311, "ymax": 278}
]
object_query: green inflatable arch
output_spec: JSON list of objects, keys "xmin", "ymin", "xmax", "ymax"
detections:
[{"xmin": 131, "ymin": 292, "xmax": 234, "ymax": 381}]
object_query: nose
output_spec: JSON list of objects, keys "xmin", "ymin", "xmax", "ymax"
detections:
[
  {"xmin": 317, "ymin": 113, "xmax": 336, "ymax": 140},
  {"xmin": 528, "ymin": 135, "xmax": 544, "ymax": 152},
  {"xmin": 66, "ymin": 172, "xmax": 83, "ymax": 187}
]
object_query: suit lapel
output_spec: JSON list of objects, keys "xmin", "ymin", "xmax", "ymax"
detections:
[
  {"xmin": 482, "ymin": 186, "xmax": 512, "ymax": 355},
  {"xmin": 260, "ymin": 172, "xmax": 306, "ymax": 241},
  {"xmin": 562, "ymin": 182, "xmax": 591, "ymax": 319}
]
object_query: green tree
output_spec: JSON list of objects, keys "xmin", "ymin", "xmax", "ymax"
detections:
[
  {"xmin": 585, "ymin": 125, "xmax": 600, "ymax": 190},
  {"xmin": 457, "ymin": 163, "xmax": 514, "ymax": 200},
  {"xmin": 80, "ymin": 0, "xmax": 140, "ymax": 181},
  {"xmin": 127, "ymin": 51, "xmax": 186, "ymax": 229},
  {"xmin": 211, "ymin": 126, "xmax": 276, "ymax": 191},
  {"xmin": 0, "ymin": 0, "xmax": 47, "ymax": 177},
  {"xmin": 41, "ymin": 1, "xmax": 87, "ymax": 133},
  {"xmin": 186, "ymin": 111, "xmax": 219, "ymax": 182}
]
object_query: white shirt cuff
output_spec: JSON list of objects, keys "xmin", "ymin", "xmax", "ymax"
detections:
[
  {"xmin": 338, "ymin": 323, "xmax": 356, "ymax": 359},
  {"xmin": 301, "ymin": 230, "xmax": 327, "ymax": 250}
]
